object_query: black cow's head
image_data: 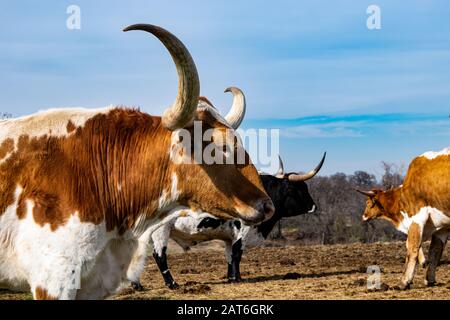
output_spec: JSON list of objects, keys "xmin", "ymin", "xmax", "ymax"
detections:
[{"xmin": 260, "ymin": 153, "xmax": 326, "ymax": 218}]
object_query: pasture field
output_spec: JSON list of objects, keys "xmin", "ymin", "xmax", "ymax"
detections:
[{"xmin": 2, "ymin": 240, "xmax": 449, "ymax": 300}]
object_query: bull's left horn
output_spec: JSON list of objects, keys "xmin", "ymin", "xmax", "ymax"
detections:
[
  {"xmin": 224, "ymin": 87, "xmax": 246, "ymax": 130},
  {"xmin": 288, "ymin": 152, "xmax": 326, "ymax": 182},
  {"xmin": 355, "ymin": 189, "xmax": 376, "ymax": 197},
  {"xmin": 123, "ymin": 24, "xmax": 200, "ymax": 130}
]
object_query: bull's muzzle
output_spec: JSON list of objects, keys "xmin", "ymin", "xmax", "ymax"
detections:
[{"xmin": 240, "ymin": 198, "xmax": 275, "ymax": 225}]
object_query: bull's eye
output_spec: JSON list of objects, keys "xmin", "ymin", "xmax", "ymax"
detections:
[{"xmin": 372, "ymin": 200, "xmax": 384, "ymax": 211}]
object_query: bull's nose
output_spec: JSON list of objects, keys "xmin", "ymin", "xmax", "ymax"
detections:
[{"xmin": 239, "ymin": 198, "xmax": 275, "ymax": 226}]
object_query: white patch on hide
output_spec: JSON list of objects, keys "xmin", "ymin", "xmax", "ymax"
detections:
[{"xmin": 421, "ymin": 147, "xmax": 450, "ymax": 160}]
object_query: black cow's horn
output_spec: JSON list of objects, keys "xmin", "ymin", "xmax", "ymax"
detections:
[{"xmin": 287, "ymin": 152, "xmax": 326, "ymax": 182}]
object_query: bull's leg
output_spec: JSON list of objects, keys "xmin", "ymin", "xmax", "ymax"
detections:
[
  {"xmin": 225, "ymin": 242, "xmax": 233, "ymax": 279},
  {"xmin": 228, "ymin": 239, "xmax": 243, "ymax": 282},
  {"xmin": 424, "ymin": 230, "xmax": 448, "ymax": 286},
  {"xmin": 152, "ymin": 227, "xmax": 178, "ymax": 289},
  {"xmin": 16, "ymin": 214, "xmax": 90, "ymax": 300},
  {"xmin": 418, "ymin": 247, "xmax": 427, "ymax": 268},
  {"xmin": 131, "ymin": 281, "xmax": 144, "ymax": 291},
  {"xmin": 78, "ymin": 238, "xmax": 140, "ymax": 300},
  {"xmin": 400, "ymin": 222, "xmax": 423, "ymax": 289}
]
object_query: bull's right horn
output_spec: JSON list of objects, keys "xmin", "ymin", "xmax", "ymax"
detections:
[
  {"xmin": 224, "ymin": 87, "xmax": 246, "ymax": 130},
  {"xmin": 123, "ymin": 24, "xmax": 200, "ymax": 130},
  {"xmin": 355, "ymin": 189, "xmax": 376, "ymax": 197}
]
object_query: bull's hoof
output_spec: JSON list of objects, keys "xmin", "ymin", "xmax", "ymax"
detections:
[
  {"xmin": 167, "ymin": 282, "xmax": 180, "ymax": 290},
  {"xmin": 394, "ymin": 282, "xmax": 411, "ymax": 290},
  {"xmin": 424, "ymin": 279, "xmax": 436, "ymax": 287},
  {"xmin": 228, "ymin": 277, "xmax": 242, "ymax": 283},
  {"xmin": 131, "ymin": 281, "xmax": 144, "ymax": 291}
]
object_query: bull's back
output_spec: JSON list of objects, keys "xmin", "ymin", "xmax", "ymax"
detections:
[
  {"xmin": 0, "ymin": 107, "xmax": 111, "ymax": 142},
  {"xmin": 0, "ymin": 107, "xmax": 111, "ymax": 218},
  {"xmin": 403, "ymin": 148, "xmax": 450, "ymax": 212}
]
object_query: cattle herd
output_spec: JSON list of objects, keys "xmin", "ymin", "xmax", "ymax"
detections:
[{"xmin": 0, "ymin": 24, "xmax": 449, "ymax": 300}]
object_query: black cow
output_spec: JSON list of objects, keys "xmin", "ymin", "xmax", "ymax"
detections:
[{"xmin": 127, "ymin": 153, "xmax": 326, "ymax": 289}]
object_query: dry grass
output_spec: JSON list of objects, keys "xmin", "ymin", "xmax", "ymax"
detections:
[{"xmin": 2, "ymin": 240, "xmax": 450, "ymax": 300}]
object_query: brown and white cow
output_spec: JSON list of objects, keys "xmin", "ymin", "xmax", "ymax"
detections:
[
  {"xmin": 0, "ymin": 24, "xmax": 274, "ymax": 299},
  {"xmin": 357, "ymin": 147, "xmax": 450, "ymax": 289}
]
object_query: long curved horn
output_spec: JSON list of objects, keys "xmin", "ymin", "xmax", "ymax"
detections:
[
  {"xmin": 288, "ymin": 152, "xmax": 326, "ymax": 182},
  {"xmin": 224, "ymin": 87, "xmax": 246, "ymax": 129},
  {"xmin": 275, "ymin": 155, "xmax": 285, "ymax": 178},
  {"xmin": 123, "ymin": 24, "xmax": 200, "ymax": 130},
  {"xmin": 355, "ymin": 189, "xmax": 376, "ymax": 197}
]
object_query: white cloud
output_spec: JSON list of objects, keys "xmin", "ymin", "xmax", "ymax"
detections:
[
  {"xmin": 277, "ymin": 116, "xmax": 450, "ymax": 139},
  {"xmin": 280, "ymin": 121, "xmax": 365, "ymax": 138}
]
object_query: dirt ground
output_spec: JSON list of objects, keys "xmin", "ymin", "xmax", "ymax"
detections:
[{"xmin": 1, "ymin": 240, "xmax": 450, "ymax": 300}]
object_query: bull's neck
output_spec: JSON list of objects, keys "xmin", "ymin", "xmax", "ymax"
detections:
[
  {"xmin": 70, "ymin": 109, "xmax": 174, "ymax": 233},
  {"xmin": 257, "ymin": 213, "xmax": 284, "ymax": 239},
  {"xmin": 378, "ymin": 187, "xmax": 407, "ymax": 226}
]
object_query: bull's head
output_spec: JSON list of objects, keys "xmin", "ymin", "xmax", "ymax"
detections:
[
  {"xmin": 123, "ymin": 24, "xmax": 274, "ymax": 225},
  {"xmin": 355, "ymin": 189, "xmax": 391, "ymax": 222},
  {"xmin": 260, "ymin": 153, "xmax": 326, "ymax": 217}
]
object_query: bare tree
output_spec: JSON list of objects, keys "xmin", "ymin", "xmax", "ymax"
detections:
[
  {"xmin": 277, "ymin": 163, "xmax": 406, "ymax": 245},
  {"xmin": 380, "ymin": 161, "xmax": 404, "ymax": 188}
]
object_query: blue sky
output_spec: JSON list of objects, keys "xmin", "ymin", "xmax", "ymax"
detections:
[{"xmin": 0, "ymin": 1, "xmax": 449, "ymax": 177}]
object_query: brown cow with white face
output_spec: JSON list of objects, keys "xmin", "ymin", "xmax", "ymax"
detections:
[
  {"xmin": 0, "ymin": 24, "xmax": 274, "ymax": 300},
  {"xmin": 357, "ymin": 147, "xmax": 450, "ymax": 289}
]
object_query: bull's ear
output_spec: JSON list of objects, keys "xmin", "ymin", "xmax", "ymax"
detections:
[{"xmin": 354, "ymin": 188, "xmax": 376, "ymax": 197}]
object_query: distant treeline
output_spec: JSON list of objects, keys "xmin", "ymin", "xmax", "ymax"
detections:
[{"xmin": 273, "ymin": 162, "xmax": 407, "ymax": 244}]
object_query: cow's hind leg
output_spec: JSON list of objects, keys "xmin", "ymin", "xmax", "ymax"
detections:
[
  {"xmin": 152, "ymin": 227, "xmax": 178, "ymax": 289},
  {"xmin": 424, "ymin": 230, "xmax": 448, "ymax": 286}
]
